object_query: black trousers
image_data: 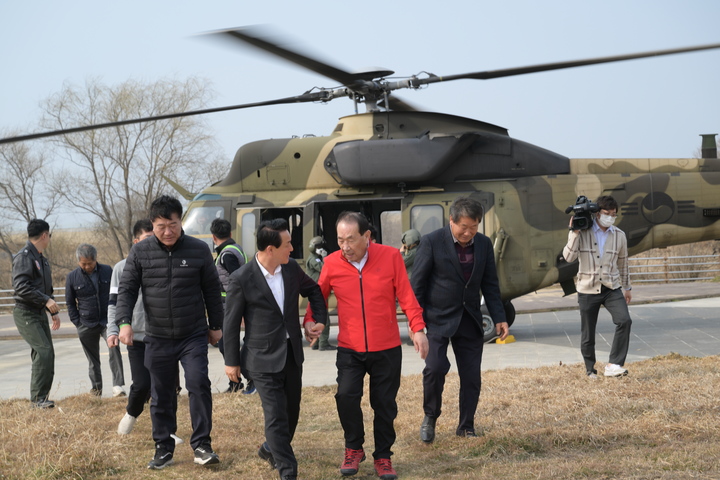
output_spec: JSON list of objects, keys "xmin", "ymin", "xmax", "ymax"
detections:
[
  {"xmin": 144, "ymin": 330, "xmax": 212, "ymax": 452},
  {"xmin": 249, "ymin": 340, "xmax": 302, "ymax": 478},
  {"xmin": 578, "ymin": 286, "xmax": 632, "ymax": 374},
  {"xmin": 423, "ymin": 311, "xmax": 484, "ymax": 433},
  {"xmin": 335, "ymin": 346, "xmax": 402, "ymax": 460},
  {"xmin": 126, "ymin": 341, "xmax": 151, "ymax": 417},
  {"xmin": 76, "ymin": 323, "xmax": 124, "ymax": 391}
]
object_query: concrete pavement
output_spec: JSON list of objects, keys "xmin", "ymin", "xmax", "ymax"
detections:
[{"xmin": 1, "ymin": 282, "xmax": 719, "ymax": 401}]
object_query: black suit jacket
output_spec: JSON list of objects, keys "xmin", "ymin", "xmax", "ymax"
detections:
[
  {"xmin": 411, "ymin": 225, "xmax": 506, "ymax": 337},
  {"xmin": 223, "ymin": 257, "xmax": 327, "ymax": 373}
]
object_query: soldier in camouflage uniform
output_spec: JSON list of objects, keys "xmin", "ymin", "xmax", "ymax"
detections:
[
  {"xmin": 400, "ymin": 229, "xmax": 421, "ymax": 277},
  {"xmin": 401, "ymin": 229, "xmax": 422, "ymax": 345},
  {"xmin": 306, "ymin": 236, "xmax": 336, "ymax": 351}
]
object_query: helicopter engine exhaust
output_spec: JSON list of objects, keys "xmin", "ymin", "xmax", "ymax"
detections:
[{"xmin": 700, "ymin": 134, "xmax": 718, "ymax": 159}]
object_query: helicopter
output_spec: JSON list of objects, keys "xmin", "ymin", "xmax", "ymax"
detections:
[{"xmin": 3, "ymin": 27, "xmax": 720, "ymax": 341}]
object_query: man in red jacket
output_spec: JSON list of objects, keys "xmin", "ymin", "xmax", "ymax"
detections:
[{"xmin": 304, "ymin": 211, "xmax": 428, "ymax": 480}]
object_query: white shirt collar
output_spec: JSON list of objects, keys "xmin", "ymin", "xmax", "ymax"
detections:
[
  {"xmin": 592, "ymin": 222, "xmax": 615, "ymax": 235},
  {"xmin": 255, "ymin": 254, "xmax": 282, "ymax": 277},
  {"xmin": 451, "ymin": 231, "xmax": 474, "ymax": 246},
  {"xmin": 349, "ymin": 248, "xmax": 369, "ymax": 271}
]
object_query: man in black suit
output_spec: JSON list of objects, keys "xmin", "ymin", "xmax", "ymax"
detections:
[
  {"xmin": 223, "ymin": 219, "xmax": 327, "ymax": 480},
  {"xmin": 411, "ymin": 197, "xmax": 509, "ymax": 443}
]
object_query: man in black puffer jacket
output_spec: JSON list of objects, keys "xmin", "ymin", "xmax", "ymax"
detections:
[{"xmin": 116, "ymin": 195, "xmax": 224, "ymax": 470}]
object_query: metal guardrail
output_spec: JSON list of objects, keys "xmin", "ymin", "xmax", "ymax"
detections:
[
  {"xmin": 628, "ymin": 255, "xmax": 720, "ymax": 283},
  {"xmin": 1, "ymin": 255, "xmax": 718, "ymax": 306},
  {"xmin": 0, "ymin": 287, "xmax": 66, "ymax": 309}
]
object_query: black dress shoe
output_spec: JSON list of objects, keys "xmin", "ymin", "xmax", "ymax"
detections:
[
  {"xmin": 258, "ymin": 442, "xmax": 277, "ymax": 469},
  {"xmin": 319, "ymin": 344, "xmax": 337, "ymax": 351},
  {"xmin": 456, "ymin": 429, "xmax": 478, "ymax": 438},
  {"xmin": 420, "ymin": 415, "xmax": 436, "ymax": 443}
]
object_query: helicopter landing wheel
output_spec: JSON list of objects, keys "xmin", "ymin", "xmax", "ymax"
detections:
[
  {"xmin": 504, "ymin": 301, "xmax": 516, "ymax": 327},
  {"xmin": 482, "ymin": 314, "xmax": 497, "ymax": 343}
]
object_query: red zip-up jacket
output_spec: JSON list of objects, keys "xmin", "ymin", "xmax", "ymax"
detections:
[{"xmin": 304, "ymin": 242, "xmax": 425, "ymax": 353}]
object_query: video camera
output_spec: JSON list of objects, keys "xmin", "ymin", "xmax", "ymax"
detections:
[{"xmin": 564, "ymin": 195, "xmax": 599, "ymax": 231}]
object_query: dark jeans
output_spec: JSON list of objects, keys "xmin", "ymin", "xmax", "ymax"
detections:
[
  {"xmin": 76, "ymin": 323, "xmax": 124, "ymax": 391},
  {"xmin": 423, "ymin": 311, "xmax": 484, "ymax": 433},
  {"xmin": 144, "ymin": 331, "xmax": 212, "ymax": 452},
  {"xmin": 13, "ymin": 307, "xmax": 54, "ymax": 402},
  {"xmin": 335, "ymin": 346, "xmax": 402, "ymax": 460},
  {"xmin": 249, "ymin": 340, "xmax": 303, "ymax": 478},
  {"xmin": 578, "ymin": 286, "xmax": 633, "ymax": 373}
]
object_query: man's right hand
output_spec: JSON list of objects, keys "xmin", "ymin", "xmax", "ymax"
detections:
[
  {"xmin": 119, "ymin": 324, "xmax": 134, "ymax": 346},
  {"xmin": 567, "ymin": 216, "xmax": 582, "ymax": 233},
  {"xmin": 107, "ymin": 334, "xmax": 119, "ymax": 348},
  {"xmin": 45, "ymin": 298, "xmax": 59, "ymax": 314},
  {"xmin": 225, "ymin": 365, "xmax": 241, "ymax": 384}
]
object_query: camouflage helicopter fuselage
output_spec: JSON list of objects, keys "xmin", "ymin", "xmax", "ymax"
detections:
[{"xmin": 185, "ymin": 111, "xmax": 720, "ymax": 312}]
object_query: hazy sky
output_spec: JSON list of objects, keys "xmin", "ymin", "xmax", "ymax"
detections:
[{"xmin": 1, "ymin": 1, "xmax": 719, "ymax": 182}]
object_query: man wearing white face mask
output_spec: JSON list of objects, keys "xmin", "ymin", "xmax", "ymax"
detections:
[{"xmin": 563, "ymin": 195, "xmax": 633, "ymax": 379}]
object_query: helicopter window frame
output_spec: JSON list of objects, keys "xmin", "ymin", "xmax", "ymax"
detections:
[
  {"xmin": 410, "ymin": 204, "xmax": 445, "ymax": 237},
  {"xmin": 184, "ymin": 205, "xmax": 226, "ymax": 236},
  {"xmin": 379, "ymin": 210, "xmax": 402, "ymax": 248},
  {"xmin": 241, "ymin": 212, "xmax": 257, "ymax": 257},
  {"xmin": 258, "ymin": 207, "xmax": 304, "ymax": 260}
]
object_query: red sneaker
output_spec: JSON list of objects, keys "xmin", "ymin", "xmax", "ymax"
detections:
[
  {"xmin": 340, "ymin": 448, "xmax": 365, "ymax": 476},
  {"xmin": 374, "ymin": 458, "xmax": 398, "ymax": 480}
]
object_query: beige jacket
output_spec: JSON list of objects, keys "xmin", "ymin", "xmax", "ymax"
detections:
[{"xmin": 562, "ymin": 226, "xmax": 631, "ymax": 294}]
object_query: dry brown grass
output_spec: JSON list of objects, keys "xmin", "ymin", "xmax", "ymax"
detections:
[{"xmin": 1, "ymin": 354, "xmax": 719, "ymax": 479}]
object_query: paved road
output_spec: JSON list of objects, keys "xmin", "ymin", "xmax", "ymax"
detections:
[{"xmin": 1, "ymin": 282, "xmax": 719, "ymax": 401}]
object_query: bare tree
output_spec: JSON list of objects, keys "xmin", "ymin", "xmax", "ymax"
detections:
[
  {"xmin": 0, "ymin": 139, "xmax": 62, "ymax": 257},
  {"xmin": 42, "ymin": 77, "xmax": 223, "ymax": 258}
]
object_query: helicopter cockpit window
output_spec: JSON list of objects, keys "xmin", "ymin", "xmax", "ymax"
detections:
[
  {"xmin": 411, "ymin": 205, "xmax": 444, "ymax": 237},
  {"xmin": 185, "ymin": 206, "xmax": 224, "ymax": 235}
]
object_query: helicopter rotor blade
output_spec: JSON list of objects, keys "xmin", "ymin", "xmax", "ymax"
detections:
[
  {"xmin": 0, "ymin": 90, "xmax": 340, "ymax": 145},
  {"xmin": 209, "ymin": 26, "xmax": 365, "ymax": 87},
  {"xmin": 413, "ymin": 42, "xmax": 720, "ymax": 85}
]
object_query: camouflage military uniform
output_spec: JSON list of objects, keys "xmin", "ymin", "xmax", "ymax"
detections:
[
  {"xmin": 306, "ymin": 251, "xmax": 323, "ymax": 283},
  {"xmin": 401, "ymin": 229, "xmax": 422, "ymax": 278},
  {"xmin": 306, "ymin": 237, "xmax": 334, "ymax": 350}
]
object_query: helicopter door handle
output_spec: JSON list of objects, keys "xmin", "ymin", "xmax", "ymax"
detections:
[{"xmin": 493, "ymin": 228, "xmax": 509, "ymax": 265}]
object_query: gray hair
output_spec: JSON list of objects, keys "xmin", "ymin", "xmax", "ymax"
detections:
[
  {"xmin": 449, "ymin": 197, "xmax": 484, "ymax": 223},
  {"xmin": 75, "ymin": 243, "xmax": 97, "ymax": 261}
]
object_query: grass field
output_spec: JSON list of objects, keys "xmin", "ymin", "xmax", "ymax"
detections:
[{"xmin": 1, "ymin": 353, "xmax": 719, "ymax": 479}]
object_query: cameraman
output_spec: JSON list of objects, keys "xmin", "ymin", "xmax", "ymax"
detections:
[{"xmin": 562, "ymin": 195, "xmax": 632, "ymax": 378}]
